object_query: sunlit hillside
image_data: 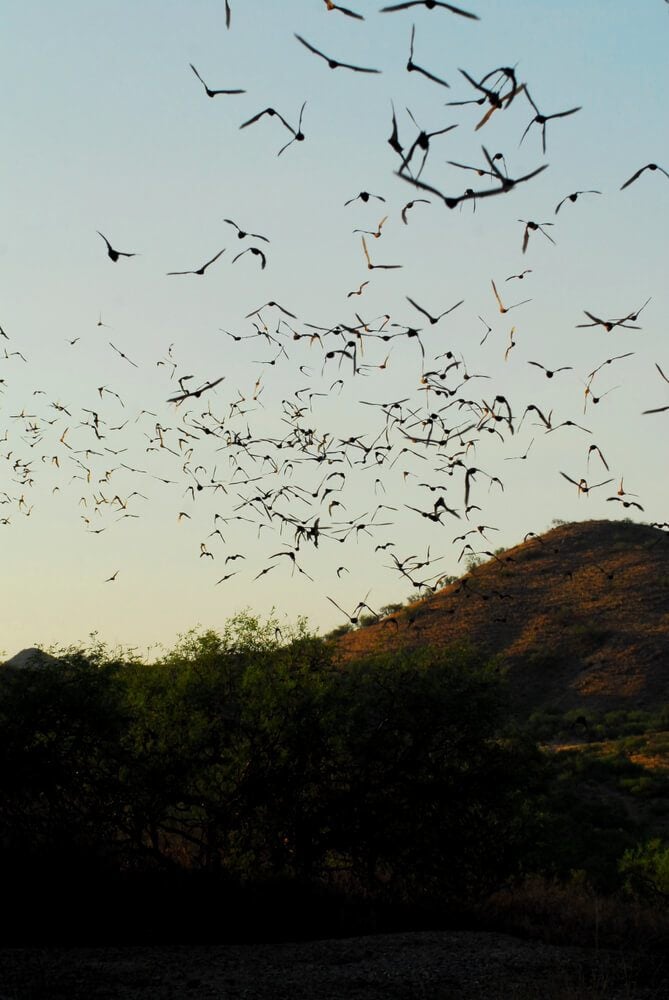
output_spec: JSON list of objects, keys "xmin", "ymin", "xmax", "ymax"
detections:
[{"xmin": 336, "ymin": 520, "xmax": 669, "ymax": 713}]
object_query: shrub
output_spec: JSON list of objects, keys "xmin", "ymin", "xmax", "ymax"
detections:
[
  {"xmin": 378, "ymin": 602, "xmax": 404, "ymax": 616},
  {"xmin": 324, "ymin": 623, "xmax": 353, "ymax": 639},
  {"xmin": 619, "ymin": 840, "xmax": 669, "ymax": 903}
]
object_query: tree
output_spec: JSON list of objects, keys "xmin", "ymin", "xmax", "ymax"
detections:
[
  {"xmin": 327, "ymin": 644, "xmax": 544, "ymax": 900},
  {"xmin": 0, "ymin": 645, "xmax": 129, "ymax": 868},
  {"xmin": 0, "ymin": 617, "xmax": 546, "ymax": 911}
]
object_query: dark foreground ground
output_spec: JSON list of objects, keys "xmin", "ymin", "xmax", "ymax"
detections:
[{"xmin": 1, "ymin": 931, "xmax": 667, "ymax": 1000}]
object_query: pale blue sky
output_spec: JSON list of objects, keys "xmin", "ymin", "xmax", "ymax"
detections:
[{"xmin": 1, "ymin": 0, "xmax": 668, "ymax": 657}]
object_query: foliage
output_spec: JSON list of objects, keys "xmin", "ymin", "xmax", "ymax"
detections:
[
  {"xmin": 378, "ymin": 602, "xmax": 404, "ymax": 616},
  {"xmin": 323, "ymin": 623, "xmax": 353, "ymax": 639},
  {"xmin": 526, "ymin": 704, "xmax": 669, "ymax": 743},
  {"xmin": 406, "ymin": 589, "xmax": 426, "ymax": 604},
  {"xmin": 0, "ymin": 618, "xmax": 542, "ymax": 908},
  {"xmin": 0, "ymin": 646, "xmax": 129, "ymax": 865},
  {"xmin": 4, "ymin": 613, "xmax": 669, "ymax": 945},
  {"xmin": 619, "ymin": 840, "xmax": 669, "ymax": 904},
  {"xmin": 329, "ymin": 645, "xmax": 545, "ymax": 900}
]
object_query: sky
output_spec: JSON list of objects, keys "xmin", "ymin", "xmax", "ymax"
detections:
[{"xmin": 1, "ymin": 0, "xmax": 668, "ymax": 658}]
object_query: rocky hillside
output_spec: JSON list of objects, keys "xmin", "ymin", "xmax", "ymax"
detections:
[{"xmin": 336, "ymin": 520, "xmax": 669, "ymax": 714}]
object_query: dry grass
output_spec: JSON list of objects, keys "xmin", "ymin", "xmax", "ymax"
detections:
[
  {"xmin": 550, "ymin": 734, "xmax": 669, "ymax": 772},
  {"xmin": 336, "ymin": 520, "xmax": 669, "ymax": 714},
  {"xmin": 629, "ymin": 750, "xmax": 669, "ymax": 772},
  {"xmin": 472, "ymin": 877, "xmax": 669, "ymax": 998},
  {"xmin": 479, "ymin": 876, "xmax": 669, "ymax": 953}
]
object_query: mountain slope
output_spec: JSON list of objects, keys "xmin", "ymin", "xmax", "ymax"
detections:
[{"xmin": 335, "ymin": 520, "xmax": 669, "ymax": 713}]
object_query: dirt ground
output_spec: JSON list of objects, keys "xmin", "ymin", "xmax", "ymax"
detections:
[{"xmin": 1, "ymin": 929, "xmax": 667, "ymax": 1000}]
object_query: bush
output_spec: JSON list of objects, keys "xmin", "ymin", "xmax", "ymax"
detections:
[
  {"xmin": 620, "ymin": 840, "xmax": 669, "ymax": 904},
  {"xmin": 324, "ymin": 623, "xmax": 353, "ymax": 639},
  {"xmin": 378, "ymin": 602, "xmax": 404, "ymax": 616}
]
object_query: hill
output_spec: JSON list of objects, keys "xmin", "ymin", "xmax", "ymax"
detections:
[
  {"xmin": 2, "ymin": 647, "xmax": 60, "ymax": 669},
  {"xmin": 335, "ymin": 520, "xmax": 669, "ymax": 714}
]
